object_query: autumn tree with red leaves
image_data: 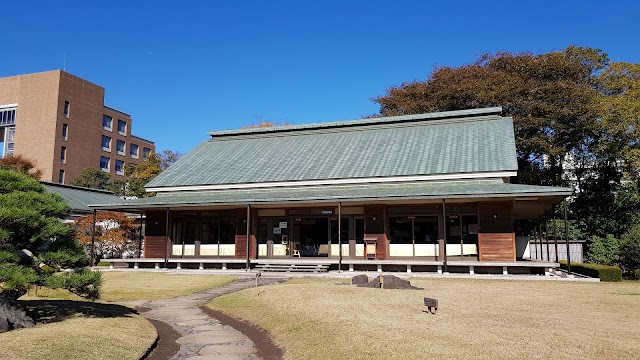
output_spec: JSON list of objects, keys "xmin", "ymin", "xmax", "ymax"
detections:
[{"xmin": 74, "ymin": 211, "xmax": 140, "ymax": 261}]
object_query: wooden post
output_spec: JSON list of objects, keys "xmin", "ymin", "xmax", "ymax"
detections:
[
  {"xmin": 91, "ymin": 209, "xmax": 97, "ymax": 266},
  {"xmin": 553, "ymin": 205, "xmax": 559, "ymax": 263},
  {"xmin": 538, "ymin": 218, "xmax": 544, "ymax": 261},
  {"xmin": 338, "ymin": 202, "xmax": 342, "ymax": 273},
  {"xmin": 545, "ymin": 210, "xmax": 550, "ymax": 262},
  {"xmin": 138, "ymin": 213, "xmax": 143, "ymax": 258},
  {"xmin": 564, "ymin": 199, "xmax": 571, "ymax": 275},
  {"xmin": 529, "ymin": 219, "xmax": 538, "ymax": 260},
  {"xmin": 246, "ymin": 205, "xmax": 251, "ymax": 271},
  {"xmin": 164, "ymin": 208, "xmax": 170, "ymax": 268},
  {"xmin": 442, "ymin": 199, "xmax": 447, "ymax": 273}
]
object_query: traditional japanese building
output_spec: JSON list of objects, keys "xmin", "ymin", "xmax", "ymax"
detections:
[{"xmin": 93, "ymin": 107, "xmax": 571, "ymax": 274}]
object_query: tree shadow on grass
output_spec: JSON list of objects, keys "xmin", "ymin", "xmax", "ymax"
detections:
[{"xmin": 21, "ymin": 300, "xmax": 138, "ymax": 325}]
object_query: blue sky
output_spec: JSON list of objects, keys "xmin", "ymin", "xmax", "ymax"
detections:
[{"xmin": 2, "ymin": 1, "xmax": 639, "ymax": 153}]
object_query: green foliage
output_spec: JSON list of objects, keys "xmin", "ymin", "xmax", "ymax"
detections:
[
  {"xmin": 586, "ymin": 234, "xmax": 620, "ymax": 265},
  {"xmin": 559, "ymin": 261, "xmax": 622, "ymax": 282},
  {"xmin": 634, "ymin": 269, "xmax": 640, "ymax": 280},
  {"xmin": 0, "ymin": 171, "xmax": 72, "ymax": 251},
  {"xmin": 39, "ymin": 250, "xmax": 89, "ymax": 269},
  {"xmin": 619, "ymin": 224, "xmax": 640, "ymax": 275},
  {"xmin": 70, "ymin": 168, "xmax": 110, "ymax": 190},
  {"xmin": 0, "ymin": 250, "xmax": 19, "ymax": 265},
  {"xmin": 0, "ymin": 265, "xmax": 39, "ymax": 298},
  {"xmin": 0, "ymin": 169, "xmax": 100, "ymax": 301},
  {"xmin": 44, "ymin": 269, "xmax": 102, "ymax": 300},
  {"xmin": 96, "ymin": 261, "xmax": 110, "ymax": 267}
]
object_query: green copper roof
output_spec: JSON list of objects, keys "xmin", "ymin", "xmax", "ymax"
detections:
[
  {"xmin": 42, "ymin": 182, "xmax": 121, "ymax": 212},
  {"xmin": 91, "ymin": 180, "xmax": 571, "ymax": 210},
  {"xmin": 147, "ymin": 108, "xmax": 517, "ymax": 188}
]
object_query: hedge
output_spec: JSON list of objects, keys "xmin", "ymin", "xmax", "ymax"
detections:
[{"xmin": 559, "ymin": 261, "xmax": 622, "ymax": 282}]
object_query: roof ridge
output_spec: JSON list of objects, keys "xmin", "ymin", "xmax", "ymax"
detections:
[{"xmin": 208, "ymin": 107, "xmax": 503, "ymax": 139}]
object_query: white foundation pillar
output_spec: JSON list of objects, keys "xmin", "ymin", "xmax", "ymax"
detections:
[
  {"xmin": 133, "ymin": 262, "xmax": 139, "ymax": 269},
  {"xmin": 377, "ymin": 264, "xmax": 382, "ymax": 273},
  {"xmin": 222, "ymin": 263, "xmax": 227, "ymax": 270},
  {"xmin": 469, "ymin": 266, "xmax": 474, "ymax": 275},
  {"xmin": 199, "ymin": 263, "xmax": 204, "ymax": 270},
  {"xmin": 406, "ymin": 265, "xmax": 412, "ymax": 273},
  {"xmin": 176, "ymin": 262, "xmax": 182, "ymax": 270},
  {"xmin": 437, "ymin": 265, "xmax": 442, "ymax": 274},
  {"xmin": 349, "ymin": 263, "xmax": 354, "ymax": 272},
  {"xmin": 502, "ymin": 266, "xmax": 508, "ymax": 275},
  {"xmin": 154, "ymin": 263, "xmax": 160, "ymax": 270}
]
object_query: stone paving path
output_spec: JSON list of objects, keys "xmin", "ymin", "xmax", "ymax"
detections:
[{"xmin": 133, "ymin": 277, "xmax": 283, "ymax": 360}]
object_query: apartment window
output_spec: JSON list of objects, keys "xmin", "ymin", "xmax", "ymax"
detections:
[
  {"xmin": 0, "ymin": 108, "xmax": 16, "ymax": 126},
  {"xmin": 116, "ymin": 140, "xmax": 125, "ymax": 155},
  {"xmin": 1, "ymin": 127, "xmax": 16, "ymax": 156},
  {"xmin": 63, "ymin": 101, "xmax": 70, "ymax": 118},
  {"xmin": 130, "ymin": 143, "xmax": 139, "ymax": 159},
  {"xmin": 117, "ymin": 120, "xmax": 127, "ymax": 135},
  {"xmin": 143, "ymin": 147, "xmax": 151, "ymax": 159},
  {"xmin": 100, "ymin": 156, "xmax": 110, "ymax": 172},
  {"xmin": 60, "ymin": 146, "xmax": 66, "ymax": 164},
  {"xmin": 62, "ymin": 123, "xmax": 68, "ymax": 141},
  {"xmin": 102, "ymin": 135, "xmax": 111, "ymax": 151},
  {"xmin": 115, "ymin": 160, "xmax": 125, "ymax": 175},
  {"xmin": 103, "ymin": 115, "xmax": 112, "ymax": 131},
  {"xmin": 58, "ymin": 170, "xmax": 65, "ymax": 184}
]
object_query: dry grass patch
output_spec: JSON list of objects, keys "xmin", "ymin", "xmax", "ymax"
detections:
[
  {"xmin": 208, "ymin": 278, "xmax": 640, "ymax": 360},
  {"xmin": 100, "ymin": 271, "xmax": 237, "ymax": 301},
  {"xmin": 1, "ymin": 301, "xmax": 155, "ymax": 360}
]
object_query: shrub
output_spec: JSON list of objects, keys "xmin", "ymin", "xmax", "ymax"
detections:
[
  {"xmin": 0, "ymin": 265, "xmax": 39, "ymax": 299},
  {"xmin": 38, "ymin": 250, "xmax": 89, "ymax": 269},
  {"xmin": 619, "ymin": 224, "xmax": 640, "ymax": 276},
  {"xmin": 633, "ymin": 269, "xmax": 640, "ymax": 280},
  {"xmin": 559, "ymin": 261, "xmax": 622, "ymax": 282},
  {"xmin": 44, "ymin": 269, "xmax": 102, "ymax": 300},
  {"xmin": 586, "ymin": 234, "xmax": 620, "ymax": 265},
  {"xmin": 0, "ymin": 250, "xmax": 19, "ymax": 265},
  {"xmin": 96, "ymin": 261, "xmax": 110, "ymax": 267}
]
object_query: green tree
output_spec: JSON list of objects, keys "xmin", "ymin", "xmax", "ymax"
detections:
[
  {"xmin": 108, "ymin": 153, "xmax": 162, "ymax": 198},
  {"xmin": 586, "ymin": 234, "xmax": 620, "ymax": 265},
  {"xmin": 620, "ymin": 224, "xmax": 640, "ymax": 276},
  {"xmin": 0, "ymin": 170, "xmax": 101, "ymax": 306},
  {"xmin": 70, "ymin": 168, "xmax": 111, "ymax": 190}
]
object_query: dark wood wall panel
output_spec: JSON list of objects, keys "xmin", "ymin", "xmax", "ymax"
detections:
[
  {"xmin": 146, "ymin": 211, "xmax": 168, "ymax": 236},
  {"xmin": 144, "ymin": 236, "xmax": 168, "ymax": 258},
  {"xmin": 235, "ymin": 208, "xmax": 248, "ymax": 235},
  {"xmin": 364, "ymin": 205, "xmax": 385, "ymax": 234},
  {"xmin": 478, "ymin": 201, "xmax": 513, "ymax": 233},
  {"xmin": 478, "ymin": 233, "xmax": 515, "ymax": 261}
]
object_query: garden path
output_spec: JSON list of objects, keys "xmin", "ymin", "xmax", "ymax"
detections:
[{"xmin": 132, "ymin": 277, "xmax": 283, "ymax": 360}]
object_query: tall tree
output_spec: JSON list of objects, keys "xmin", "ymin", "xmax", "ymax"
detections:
[
  {"xmin": 70, "ymin": 168, "xmax": 111, "ymax": 190},
  {"xmin": 373, "ymin": 47, "xmax": 605, "ymax": 186}
]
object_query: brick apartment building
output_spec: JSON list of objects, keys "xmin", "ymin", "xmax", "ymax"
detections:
[{"xmin": 0, "ymin": 70, "xmax": 155, "ymax": 184}]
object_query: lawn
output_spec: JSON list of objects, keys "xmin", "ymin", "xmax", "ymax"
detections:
[
  {"xmin": 208, "ymin": 277, "xmax": 640, "ymax": 360},
  {"xmin": 1, "ymin": 300, "xmax": 155, "ymax": 360},
  {"xmin": 98, "ymin": 271, "xmax": 238, "ymax": 301},
  {"xmin": 2, "ymin": 272, "xmax": 238, "ymax": 360}
]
